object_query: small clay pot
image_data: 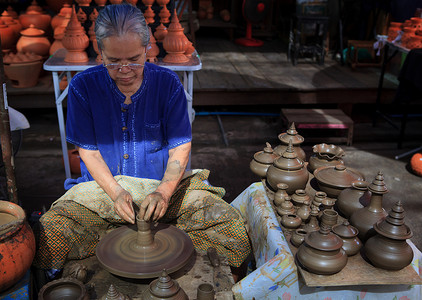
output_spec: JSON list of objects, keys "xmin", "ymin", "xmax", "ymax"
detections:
[
  {"xmin": 38, "ymin": 278, "xmax": 89, "ymax": 300},
  {"xmin": 291, "ymin": 229, "xmax": 308, "ymax": 247},
  {"xmin": 296, "ymin": 200, "xmax": 311, "ymax": 222},
  {"xmin": 332, "ymin": 221, "xmax": 362, "ymax": 256},
  {"xmin": 291, "ymin": 189, "xmax": 310, "ymax": 208},
  {"xmin": 302, "ymin": 206, "xmax": 320, "ymax": 233},
  {"xmin": 274, "ymin": 183, "xmax": 289, "ymax": 207},
  {"xmin": 275, "ymin": 196, "xmax": 296, "ymax": 217},
  {"xmin": 281, "ymin": 214, "xmax": 302, "ymax": 230},
  {"xmin": 250, "ymin": 142, "xmax": 278, "ymax": 178},
  {"xmin": 320, "ymin": 209, "xmax": 338, "ymax": 230},
  {"xmin": 308, "ymin": 143, "xmax": 345, "ymax": 174},
  {"xmin": 337, "ymin": 180, "xmax": 371, "ymax": 219}
]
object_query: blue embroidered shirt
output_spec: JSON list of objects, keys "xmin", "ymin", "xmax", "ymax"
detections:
[{"xmin": 64, "ymin": 63, "xmax": 192, "ymax": 190}]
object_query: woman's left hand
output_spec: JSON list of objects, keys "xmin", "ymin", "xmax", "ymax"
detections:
[{"xmin": 139, "ymin": 191, "xmax": 169, "ymax": 222}]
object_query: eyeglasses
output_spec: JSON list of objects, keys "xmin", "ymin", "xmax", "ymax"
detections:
[{"xmin": 103, "ymin": 63, "xmax": 145, "ymax": 71}]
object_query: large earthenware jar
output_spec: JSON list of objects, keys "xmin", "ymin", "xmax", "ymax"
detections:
[
  {"xmin": 62, "ymin": 6, "xmax": 89, "ymax": 63},
  {"xmin": 332, "ymin": 221, "xmax": 362, "ymax": 256},
  {"xmin": 17, "ymin": 25, "xmax": 51, "ymax": 57},
  {"xmin": 313, "ymin": 165, "xmax": 365, "ymax": 198},
  {"xmin": 274, "ymin": 122, "xmax": 306, "ymax": 161},
  {"xmin": 364, "ymin": 201, "xmax": 413, "ymax": 270},
  {"xmin": 296, "ymin": 225, "xmax": 348, "ymax": 275},
  {"xmin": 250, "ymin": 142, "xmax": 279, "ymax": 178},
  {"xmin": 350, "ymin": 171, "xmax": 388, "ymax": 241},
  {"xmin": 163, "ymin": 9, "xmax": 189, "ymax": 63},
  {"xmin": 336, "ymin": 180, "xmax": 371, "ymax": 219},
  {"xmin": 308, "ymin": 143, "xmax": 345, "ymax": 174},
  {"xmin": 266, "ymin": 140, "xmax": 309, "ymax": 194},
  {"xmin": 0, "ymin": 200, "xmax": 36, "ymax": 292}
]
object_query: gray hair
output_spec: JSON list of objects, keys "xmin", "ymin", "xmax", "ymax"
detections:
[{"xmin": 95, "ymin": 3, "xmax": 150, "ymax": 50}]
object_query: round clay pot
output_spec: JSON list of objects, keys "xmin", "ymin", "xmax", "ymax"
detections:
[
  {"xmin": 296, "ymin": 226, "xmax": 348, "ymax": 275},
  {"xmin": 291, "ymin": 229, "xmax": 308, "ymax": 247},
  {"xmin": 17, "ymin": 25, "xmax": 51, "ymax": 57},
  {"xmin": 275, "ymin": 196, "xmax": 296, "ymax": 217},
  {"xmin": 0, "ymin": 200, "xmax": 36, "ymax": 292},
  {"xmin": 281, "ymin": 214, "xmax": 301, "ymax": 230},
  {"xmin": 68, "ymin": 149, "xmax": 81, "ymax": 174},
  {"xmin": 308, "ymin": 143, "xmax": 345, "ymax": 174},
  {"xmin": 336, "ymin": 180, "xmax": 371, "ymax": 219},
  {"xmin": 291, "ymin": 189, "xmax": 310, "ymax": 208},
  {"xmin": 19, "ymin": 10, "xmax": 51, "ymax": 31},
  {"xmin": 332, "ymin": 221, "xmax": 362, "ymax": 256},
  {"xmin": 274, "ymin": 183, "xmax": 289, "ymax": 207},
  {"xmin": 76, "ymin": 0, "xmax": 92, "ymax": 6},
  {"xmin": 313, "ymin": 165, "xmax": 365, "ymax": 198},
  {"xmin": 38, "ymin": 278, "xmax": 89, "ymax": 300},
  {"xmin": 274, "ymin": 122, "xmax": 306, "ymax": 162},
  {"xmin": 95, "ymin": 0, "xmax": 107, "ymax": 6},
  {"xmin": 250, "ymin": 142, "xmax": 279, "ymax": 178},
  {"xmin": 3, "ymin": 52, "xmax": 43, "ymax": 88},
  {"xmin": 266, "ymin": 141, "xmax": 309, "ymax": 194}
]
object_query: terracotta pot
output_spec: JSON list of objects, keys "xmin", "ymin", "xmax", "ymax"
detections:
[
  {"xmin": 157, "ymin": 0, "xmax": 170, "ymax": 5},
  {"xmin": 401, "ymin": 27, "xmax": 416, "ymax": 48},
  {"xmin": 332, "ymin": 221, "xmax": 362, "ymax": 256},
  {"xmin": 127, "ymin": 0, "xmax": 139, "ymax": 5},
  {"xmin": 387, "ymin": 22, "xmax": 402, "ymax": 41},
  {"xmin": 273, "ymin": 183, "xmax": 289, "ymax": 207},
  {"xmin": 313, "ymin": 165, "xmax": 365, "ymax": 198},
  {"xmin": 19, "ymin": 10, "xmax": 52, "ymax": 32},
  {"xmin": 349, "ymin": 171, "xmax": 388, "ymax": 241},
  {"xmin": 1, "ymin": 11, "xmax": 21, "ymax": 40},
  {"xmin": 250, "ymin": 142, "xmax": 279, "ymax": 178},
  {"xmin": 38, "ymin": 278, "xmax": 89, "ymax": 300},
  {"xmin": 163, "ymin": 10, "xmax": 189, "ymax": 63},
  {"xmin": 336, "ymin": 180, "xmax": 371, "ymax": 219},
  {"xmin": 296, "ymin": 225, "xmax": 348, "ymax": 275},
  {"xmin": 280, "ymin": 214, "xmax": 301, "ymax": 229},
  {"xmin": 77, "ymin": 8, "xmax": 87, "ymax": 24},
  {"xmin": 146, "ymin": 27, "xmax": 159, "ymax": 63},
  {"xmin": 308, "ymin": 143, "xmax": 345, "ymax": 174},
  {"xmin": 364, "ymin": 201, "xmax": 413, "ymax": 270},
  {"xmin": 17, "ymin": 25, "xmax": 51, "ymax": 57},
  {"xmin": 0, "ymin": 22, "xmax": 15, "ymax": 52},
  {"xmin": 51, "ymin": 4, "xmax": 72, "ymax": 29},
  {"xmin": 291, "ymin": 189, "xmax": 310, "ymax": 208},
  {"xmin": 110, "ymin": 0, "xmax": 123, "ymax": 4},
  {"xmin": 274, "ymin": 122, "xmax": 306, "ymax": 162},
  {"xmin": 154, "ymin": 23, "xmax": 168, "ymax": 43},
  {"xmin": 407, "ymin": 34, "xmax": 422, "ymax": 49},
  {"xmin": 62, "ymin": 6, "xmax": 89, "ymax": 63},
  {"xmin": 4, "ymin": 60, "xmax": 43, "ymax": 88},
  {"xmin": 0, "ymin": 200, "xmax": 36, "ymax": 292},
  {"xmin": 7, "ymin": 6, "xmax": 18, "ymax": 19},
  {"xmin": 76, "ymin": 0, "xmax": 92, "ymax": 6},
  {"xmin": 46, "ymin": 0, "xmax": 72, "ymax": 13},
  {"xmin": 159, "ymin": 4, "xmax": 171, "ymax": 24},
  {"xmin": 291, "ymin": 228, "xmax": 308, "ymax": 247},
  {"xmin": 184, "ymin": 40, "xmax": 195, "ymax": 58},
  {"xmin": 89, "ymin": 9, "xmax": 99, "ymax": 22},
  {"xmin": 266, "ymin": 140, "xmax": 309, "ymax": 194}
]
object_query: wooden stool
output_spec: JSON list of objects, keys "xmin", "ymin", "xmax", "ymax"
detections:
[
  {"xmin": 347, "ymin": 40, "xmax": 383, "ymax": 69},
  {"xmin": 282, "ymin": 108, "xmax": 354, "ymax": 146}
]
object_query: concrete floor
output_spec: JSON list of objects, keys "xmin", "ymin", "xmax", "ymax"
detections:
[{"xmin": 6, "ymin": 106, "xmax": 422, "ymax": 253}]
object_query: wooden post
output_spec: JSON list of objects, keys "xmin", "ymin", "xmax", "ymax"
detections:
[{"xmin": 0, "ymin": 37, "xmax": 19, "ymax": 204}]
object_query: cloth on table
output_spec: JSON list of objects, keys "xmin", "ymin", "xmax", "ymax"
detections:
[{"xmin": 33, "ymin": 170, "xmax": 251, "ymax": 269}]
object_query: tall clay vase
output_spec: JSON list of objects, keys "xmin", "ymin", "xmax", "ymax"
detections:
[
  {"xmin": 250, "ymin": 142, "xmax": 279, "ymax": 179},
  {"xmin": 336, "ymin": 180, "xmax": 371, "ymax": 219},
  {"xmin": 163, "ymin": 10, "xmax": 189, "ymax": 63},
  {"xmin": 62, "ymin": 6, "xmax": 89, "ymax": 63},
  {"xmin": 0, "ymin": 200, "xmax": 36, "ymax": 292},
  {"xmin": 349, "ymin": 171, "xmax": 388, "ymax": 241},
  {"xmin": 364, "ymin": 201, "xmax": 413, "ymax": 270},
  {"xmin": 146, "ymin": 27, "xmax": 159, "ymax": 62},
  {"xmin": 17, "ymin": 25, "xmax": 51, "ymax": 57},
  {"xmin": 266, "ymin": 140, "xmax": 309, "ymax": 194},
  {"xmin": 274, "ymin": 122, "xmax": 306, "ymax": 162}
]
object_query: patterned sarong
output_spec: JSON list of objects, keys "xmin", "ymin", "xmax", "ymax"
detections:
[{"xmin": 33, "ymin": 170, "xmax": 251, "ymax": 269}]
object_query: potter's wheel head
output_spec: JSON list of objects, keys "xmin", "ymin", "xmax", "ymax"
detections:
[{"xmin": 96, "ymin": 222, "xmax": 194, "ymax": 279}]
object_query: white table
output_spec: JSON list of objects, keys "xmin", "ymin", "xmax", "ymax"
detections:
[{"xmin": 43, "ymin": 48, "xmax": 202, "ymax": 179}]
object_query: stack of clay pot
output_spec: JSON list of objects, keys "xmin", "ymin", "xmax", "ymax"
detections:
[
  {"xmin": 3, "ymin": 52, "xmax": 43, "ymax": 88},
  {"xmin": 17, "ymin": 24, "xmax": 51, "ymax": 58}
]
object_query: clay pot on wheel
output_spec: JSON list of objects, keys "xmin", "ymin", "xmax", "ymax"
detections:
[
  {"xmin": 308, "ymin": 143, "xmax": 345, "ymax": 174},
  {"xmin": 0, "ymin": 200, "xmax": 36, "ymax": 292}
]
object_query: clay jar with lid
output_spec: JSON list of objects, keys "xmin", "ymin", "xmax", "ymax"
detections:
[
  {"xmin": 296, "ymin": 225, "xmax": 348, "ymax": 275},
  {"xmin": 336, "ymin": 180, "xmax": 371, "ymax": 219},
  {"xmin": 281, "ymin": 214, "xmax": 301, "ymax": 230},
  {"xmin": 332, "ymin": 221, "xmax": 362, "ymax": 256},
  {"xmin": 364, "ymin": 201, "xmax": 413, "ymax": 270},
  {"xmin": 308, "ymin": 143, "xmax": 345, "ymax": 174},
  {"xmin": 1, "ymin": 11, "xmax": 21, "ymax": 41},
  {"xmin": 19, "ymin": 10, "xmax": 51, "ymax": 32},
  {"xmin": 163, "ymin": 9, "xmax": 189, "ymax": 63},
  {"xmin": 349, "ymin": 171, "xmax": 388, "ymax": 241},
  {"xmin": 0, "ymin": 200, "xmax": 36, "ymax": 292},
  {"xmin": 61, "ymin": 5, "xmax": 89, "ymax": 63},
  {"xmin": 17, "ymin": 25, "xmax": 50, "ymax": 57},
  {"xmin": 313, "ymin": 165, "xmax": 365, "ymax": 198},
  {"xmin": 266, "ymin": 140, "xmax": 309, "ymax": 195},
  {"xmin": 250, "ymin": 142, "xmax": 279, "ymax": 178},
  {"xmin": 274, "ymin": 122, "xmax": 306, "ymax": 162}
]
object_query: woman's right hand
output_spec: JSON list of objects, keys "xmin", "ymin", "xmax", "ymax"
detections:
[{"xmin": 114, "ymin": 189, "xmax": 135, "ymax": 224}]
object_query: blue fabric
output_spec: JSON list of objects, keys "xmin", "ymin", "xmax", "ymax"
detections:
[{"xmin": 64, "ymin": 63, "xmax": 192, "ymax": 190}]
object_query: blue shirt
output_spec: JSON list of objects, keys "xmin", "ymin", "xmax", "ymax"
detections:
[{"xmin": 64, "ymin": 63, "xmax": 192, "ymax": 190}]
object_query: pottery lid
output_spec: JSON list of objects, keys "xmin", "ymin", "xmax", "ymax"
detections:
[
  {"xmin": 374, "ymin": 201, "xmax": 412, "ymax": 240},
  {"xmin": 253, "ymin": 142, "xmax": 279, "ymax": 164},
  {"xmin": 149, "ymin": 269, "xmax": 181, "ymax": 297},
  {"xmin": 368, "ymin": 171, "xmax": 388, "ymax": 194},
  {"xmin": 332, "ymin": 221, "xmax": 359, "ymax": 238},
  {"xmin": 20, "ymin": 24, "xmax": 45, "ymax": 36},
  {"xmin": 312, "ymin": 143, "xmax": 345, "ymax": 160},
  {"xmin": 278, "ymin": 122, "xmax": 304, "ymax": 145},
  {"xmin": 273, "ymin": 140, "xmax": 304, "ymax": 171},
  {"xmin": 314, "ymin": 165, "xmax": 365, "ymax": 188},
  {"xmin": 305, "ymin": 225, "xmax": 343, "ymax": 251}
]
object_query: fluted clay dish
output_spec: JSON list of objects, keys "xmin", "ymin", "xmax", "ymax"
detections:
[
  {"xmin": 314, "ymin": 165, "xmax": 365, "ymax": 198},
  {"xmin": 308, "ymin": 143, "xmax": 345, "ymax": 173}
]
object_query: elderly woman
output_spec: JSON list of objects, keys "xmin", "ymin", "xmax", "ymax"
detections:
[{"xmin": 33, "ymin": 3, "xmax": 250, "ymax": 283}]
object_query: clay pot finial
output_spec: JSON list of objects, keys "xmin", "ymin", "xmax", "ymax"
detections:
[
  {"xmin": 61, "ymin": 5, "xmax": 89, "ymax": 62},
  {"xmin": 7, "ymin": 6, "xmax": 18, "ymax": 19},
  {"xmin": 27, "ymin": 0, "xmax": 43, "ymax": 13},
  {"xmin": 163, "ymin": 9, "xmax": 189, "ymax": 63},
  {"xmin": 101, "ymin": 284, "xmax": 130, "ymax": 300},
  {"xmin": 144, "ymin": 269, "xmax": 188, "ymax": 299},
  {"xmin": 282, "ymin": 140, "xmax": 297, "ymax": 159},
  {"xmin": 159, "ymin": 1, "xmax": 171, "ymax": 24},
  {"xmin": 368, "ymin": 171, "xmax": 388, "ymax": 194},
  {"xmin": 287, "ymin": 122, "xmax": 298, "ymax": 135}
]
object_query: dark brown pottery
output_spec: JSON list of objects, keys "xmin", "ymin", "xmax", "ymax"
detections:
[
  {"xmin": 38, "ymin": 278, "xmax": 89, "ymax": 300},
  {"xmin": 100, "ymin": 284, "xmax": 131, "ymax": 299},
  {"xmin": 313, "ymin": 165, "xmax": 365, "ymax": 198},
  {"xmin": 275, "ymin": 196, "xmax": 296, "ymax": 217},
  {"xmin": 350, "ymin": 171, "xmax": 388, "ymax": 241},
  {"xmin": 312, "ymin": 191, "xmax": 327, "ymax": 210},
  {"xmin": 291, "ymin": 189, "xmax": 310, "ymax": 208},
  {"xmin": 142, "ymin": 269, "xmax": 188, "ymax": 300},
  {"xmin": 250, "ymin": 142, "xmax": 279, "ymax": 178},
  {"xmin": 281, "ymin": 214, "xmax": 302, "ymax": 230},
  {"xmin": 364, "ymin": 201, "xmax": 413, "ymax": 270},
  {"xmin": 267, "ymin": 140, "xmax": 309, "ymax": 194},
  {"xmin": 296, "ymin": 225, "xmax": 348, "ymax": 275},
  {"xmin": 274, "ymin": 183, "xmax": 289, "ymax": 207},
  {"xmin": 337, "ymin": 180, "xmax": 371, "ymax": 219},
  {"xmin": 302, "ymin": 206, "xmax": 320, "ymax": 233},
  {"xmin": 296, "ymin": 200, "xmax": 311, "ymax": 222},
  {"xmin": 274, "ymin": 122, "xmax": 306, "ymax": 161},
  {"xmin": 320, "ymin": 209, "xmax": 338, "ymax": 230},
  {"xmin": 320, "ymin": 197, "xmax": 336, "ymax": 212},
  {"xmin": 332, "ymin": 221, "xmax": 362, "ymax": 256},
  {"xmin": 308, "ymin": 143, "xmax": 345, "ymax": 174},
  {"xmin": 291, "ymin": 228, "xmax": 308, "ymax": 248}
]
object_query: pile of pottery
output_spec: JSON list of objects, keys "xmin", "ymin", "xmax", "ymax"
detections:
[
  {"xmin": 249, "ymin": 123, "xmax": 415, "ymax": 275},
  {"xmin": 387, "ymin": 14, "xmax": 422, "ymax": 49},
  {"xmin": 3, "ymin": 51, "xmax": 43, "ymax": 88}
]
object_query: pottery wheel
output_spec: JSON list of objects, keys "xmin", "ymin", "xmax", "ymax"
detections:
[{"xmin": 96, "ymin": 217, "xmax": 194, "ymax": 279}]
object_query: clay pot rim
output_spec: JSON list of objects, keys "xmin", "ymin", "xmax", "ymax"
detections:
[
  {"xmin": 373, "ymin": 220, "xmax": 413, "ymax": 240},
  {"xmin": 312, "ymin": 143, "xmax": 345, "ymax": 160},
  {"xmin": 38, "ymin": 277, "xmax": 87, "ymax": 300},
  {"xmin": 0, "ymin": 200, "xmax": 25, "ymax": 240},
  {"xmin": 314, "ymin": 165, "xmax": 365, "ymax": 188},
  {"xmin": 304, "ymin": 230, "xmax": 343, "ymax": 251}
]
